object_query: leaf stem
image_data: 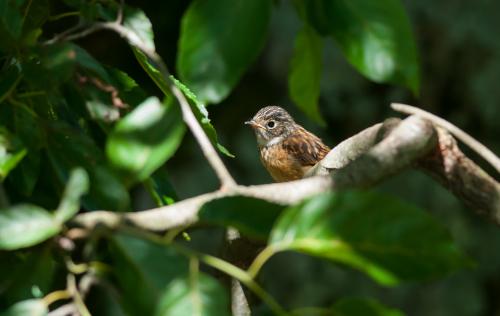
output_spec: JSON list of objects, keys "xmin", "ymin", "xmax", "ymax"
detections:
[
  {"xmin": 196, "ymin": 251, "xmax": 289, "ymax": 316},
  {"xmin": 247, "ymin": 244, "xmax": 282, "ymax": 279},
  {"xmin": 67, "ymin": 274, "xmax": 91, "ymax": 316},
  {"xmin": 43, "ymin": 290, "xmax": 72, "ymax": 306},
  {"xmin": 48, "ymin": 11, "xmax": 80, "ymax": 21}
]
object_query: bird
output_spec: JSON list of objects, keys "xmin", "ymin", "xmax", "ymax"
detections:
[{"xmin": 245, "ymin": 106, "xmax": 330, "ymax": 182}]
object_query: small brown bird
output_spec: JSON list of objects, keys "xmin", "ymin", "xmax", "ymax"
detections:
[{"xmin": 245, "ymin": 106, "xmax": 330, "ymax": 182}]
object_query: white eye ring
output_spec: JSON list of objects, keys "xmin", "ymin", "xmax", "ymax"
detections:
[{"xmin": 267, "ymin": 120, "xmax": 276, "ymax": 129}]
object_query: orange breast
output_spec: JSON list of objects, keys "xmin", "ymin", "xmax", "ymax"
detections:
[{"xmin": 259, "ymin": 145, "xmax": 308, "ymax": 182}]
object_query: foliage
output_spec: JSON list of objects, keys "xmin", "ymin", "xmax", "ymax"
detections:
[{"xmin": 0, "ymin": 0, "xmax": 472, "ymax": 315}]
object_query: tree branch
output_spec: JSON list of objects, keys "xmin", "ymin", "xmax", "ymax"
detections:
[
  {"xmin": 392, "ymin": 103, "xmax": 500, "ymax": 174},
  {"xmin": 74, "ymin": 114, "xmax": 500, "ymax": 231}
]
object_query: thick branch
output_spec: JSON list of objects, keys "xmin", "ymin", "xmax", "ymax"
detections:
[
  {"xmin": 74, "ymin": 115, "xmax": 499, "ymax": 232},
  {"xmin": 392, "ymin": 103, "xmax": 500, "ymax": 174},
  {"xmin": 419, "ymin": 127, "xmax": 500, "ymax": 223}
]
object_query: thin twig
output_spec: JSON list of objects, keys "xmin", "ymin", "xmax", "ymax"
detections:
[
  {"xmin": 392, "ymin": 103, "xmax": 500, "ymax": 174},
  {"xmin": 116, "ymin": 0, "xmax": 125, "ymax": 24}
]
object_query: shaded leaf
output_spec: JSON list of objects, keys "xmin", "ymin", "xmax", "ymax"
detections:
[
  {"xmin": 177, "ymin": 0, "xmax": 272, "ymax": 103},
  {"xmin": 199, "ymin": 196, "xmax": 284, "ymax": 240},
  {"xmin": 0, "ymin": 299, "xmax": 47, "ymax": 316},
  {"xmin": 270, "ymin": 191, "xmax": 467, "ymax": 286},
  {"xmin": 0, "ymin": 127, "xmax": 27, "ymax": 180},
  {"xmin": 304, "ymin": 0, "xmax": 419, "ymax": 93},
  {"xmin": 46, "ymin": 122, "xmax": 129, "ymax": 211},
  {"xmin": 145, "ymin": 167, "xmax": 179, "ymax": 206},
  {"xmin": 331, "ymin": 297, "xmax": 404, "ymax": 316},
  {"xmin": 133, "ymin": 48, "xmax": 233, "ymax": 157},
  {"xmin": 0, "ymin": 247, "xmax": 55, "ymax": 305},
  {"xmin": 7, "ymin": 104, "xmax": 42, "ymax": 196},
  {"xmin": 54, "ymin": 168, "xmax": 89, "ymax": 222},
  {"xmin": 288, "ymin": 24, "xmax": 324, "ymax": 125},
  {"xmin": 0, "ymin": 204, "xmax": 59, "ymax": 250},
  {"xmin": 108, "ymin": 234, "xmax": 188, "ymax": 315},
  {"xmin": 155, "ymin": 272, "xmax": 230, "ymax": 316},
  {"xmin": 23, "ymin": 43, "xmax": 77, "ymax": 90},
  {"xmin": 0, "ymin": 64, "xmax": 21, "ymax": 103},
  {"xmin": 0, "ymin": 0, "xmax": 25, "ymax": 40},
  {"xmin": 107, "ymin": 97, "xmax": 185, "ymax": 183}
]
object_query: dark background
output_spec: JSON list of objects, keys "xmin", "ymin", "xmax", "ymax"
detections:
[{"xmin": 70, "ymin": 1, "xmax": 500, "ymax": 315}]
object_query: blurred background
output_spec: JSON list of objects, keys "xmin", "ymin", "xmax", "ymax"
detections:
[{"xmin": 71, "ymin": 1, "xmax": 500, "ymax": 315}]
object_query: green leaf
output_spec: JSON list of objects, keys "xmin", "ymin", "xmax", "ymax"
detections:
[
  {"xmin": 6, "ymin": 104, "xmax": 42, "ymax": 196},
  {"xmin": 269, "ymin": 191, "xmax": 467, "ymax": 286},
  {"xmin": 54, "ymin": 168, "xmax": 89, "ymax": 223},
  {"xmin": 331, "ymin": 297, "xmax": 404, "ymax": 316},
  {"xmin": 145, "ymin": 167, "xmax": 179, "ymax": 206},
  {"xmin": 0, "ymin": 247, "xmax": 55, "ymax": 305},
  {"xmin": 0, "ymin": 0, "xmax": 25, "ymax": 40},
  {"xmin": 169, "ymin": 76, "xmax": 234, "ymax": 157},
  {"xmin": 46, "ymin": 122, "xmax": 130, "ymax": 211},
  {"xmin": 0, "ymin": 299, "xmax": 47, "ymax": 316},
  {"xmin": 199, "ymin": 196, "xmax": 284, "ymax": 240},
  {"xmin": 0, "ymin": 127, "xmax": 27, "ymax": 180},
  {"xmin": 107, "ymin": 97, "xmax": 185, "ymax": 183},
  {"xmin": 155, "ymin": 272, "xmax": 230, "ymax": 316},
  {"xmin": 304, "ymin": 0, "xmax": 419, "ymax": 93},
  {"xmin": 177, "ymin": 0, "xmax": 272, "ymax": 103},
  {"xmin": 23, "ymin": 43, "xmax": 78, "ymax": 90},
  {"xmin": 122, "ymin": 6, "xmax": 155, "ymax": 51},
  {"xmin": 108, "ymin": 234, "xmax": 188, "ymax": 315},
  {"xmin": 72, "ymin": 44, "xmax": 113, "ymax": 82},
  {"xmin": 0, "ymin": 64, "xmax": 21, "ymax": 103},
  {"xmin": 0, "ymin": 204, "xmax": 60, "ymax": 250},
  {"xmin": 288, "ymin": 24, "xmax": 325, "ymax": 125},
  {"xmin": 132, "ymin": 48, "xmax": 233, "ymax": 157}
]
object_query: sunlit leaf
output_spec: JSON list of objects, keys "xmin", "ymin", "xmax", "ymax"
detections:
[
  {"xmin": 269, "ymin": 191, "xmax": 467, "ymax": 286},
  {"xmin": 0, "ymin": 127, "xmax": 27, "ymax": 180},
  {"xmin": 304, "ymin": 0, "xmax": 419, "ymax": 93},
  {"xmin": 107, "ymin": 97, "xmax": 185, "ymax": 183},
  {"xmin": 54, "ymin": 168, "xmax": 89, "ymax": 222},
  {"xmin": 331, "ymin": 297, "xmax": 404, "ymax": 316},
  {"xmin": 0, "ymin": 204, "xmax": 59, "ymax": 250},
  {"xmin": 155, "ymin": 272, "xmax": 230, "ymax": 316},
  {"xmin": 0, "ymin": 299, "xmax": 47, "ymax": 316},
  {"xmin": 288, "ymin": 24, "xmax": 325, "ymax": 125},
  {"xmin": 133, "ymin": 48, "xmax": 233, "ymax": 157},
  {"xmin": 177, "ymin": 0, "xmax": 272, "ymax": 103},
  {"xmin": 123, "ymin": 6, "xmax": 155, "ymax": 51},
  {"xmin": 199, "ymin": 196, "xmax": 284, "ymax": 240}
]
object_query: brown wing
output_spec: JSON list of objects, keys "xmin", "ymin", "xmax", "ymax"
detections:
[{"xmin": 282, "ymin": 127, "xmax": 330, "ymax": 167}]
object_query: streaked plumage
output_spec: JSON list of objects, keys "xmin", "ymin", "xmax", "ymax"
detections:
[{"xmin": 245, "ymin": 106, "xmax": 330, "ymax": 182}]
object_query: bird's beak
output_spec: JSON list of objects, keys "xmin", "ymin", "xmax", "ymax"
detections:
[{"xmin": 244, "ymin": 120, "xmax": 264, "ymax": 129}]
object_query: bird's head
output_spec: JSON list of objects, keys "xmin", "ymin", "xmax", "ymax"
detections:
[{"xmin": 245, "ymin": 106, "xmax": 296, "ymax": 147}]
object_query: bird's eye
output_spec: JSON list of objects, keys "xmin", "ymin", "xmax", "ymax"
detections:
[{"xmin": 267, "ymin": 121, "xmax": 276, "ymax": 129}]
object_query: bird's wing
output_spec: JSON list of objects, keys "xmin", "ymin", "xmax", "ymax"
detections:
[{"xmin": 283, "ymin": 128, "xmax": 330, "ymax": 167}]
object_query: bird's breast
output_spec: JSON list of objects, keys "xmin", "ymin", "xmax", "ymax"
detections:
[{"xmin": 259, "ymin": 144, "xmax": 307, "ymax": 182}]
